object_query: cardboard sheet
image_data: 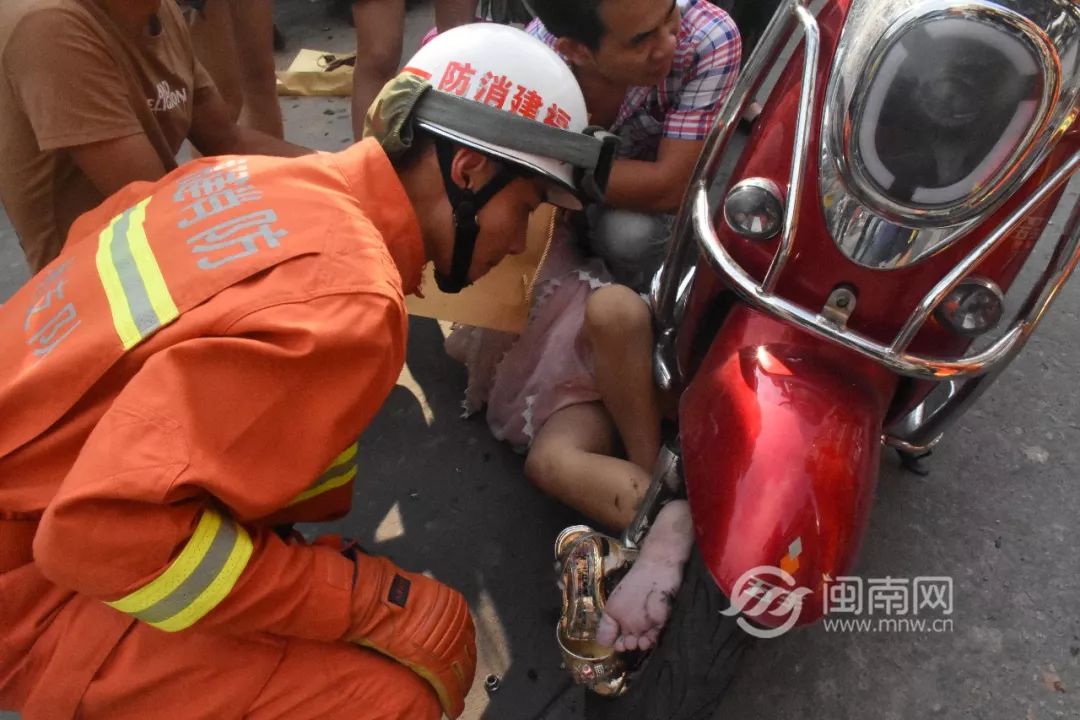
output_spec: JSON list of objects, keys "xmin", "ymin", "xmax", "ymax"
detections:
[
  {"xmin": 276, "ymin": 49, "xmax": 355, "ymax": 97},
  {"xmin": 406, "ymin": 204, "xmax": 557, "ymax": 333}
]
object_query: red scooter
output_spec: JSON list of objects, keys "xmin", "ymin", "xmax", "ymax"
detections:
[{"xmin": 556, "ymin": 0, "xmax": 1080, "ymax": 716}]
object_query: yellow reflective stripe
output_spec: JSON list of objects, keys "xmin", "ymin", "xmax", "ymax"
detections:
[
  {"xmin": 126, "ymin": 199, "xmax": 179, "ymax": 327},
  {"xmin": 151, "ymin": 524, "xmax": 253, "ymax": 633},
  {"xmin": 287, "ymin": 444, "xmax": 359, "ymax": 506},
  {"xmin": 96, "ymin": 213, "xmax": 141, "ymax": 350},
  {"xmin": 289, "ymin": 464, "xmax": 357, "ymax": 506},
  {"xmin": 104, "ymin": 508, "xmax": 254, "ymax": 632},
  {"xmin": 334, "ymin": 443, "xmax": 359, "ymax": 466},
  {"xmin": 106, "ymin": 509, "xmax": 222, "ymax": 614},
  {"xmin": 95, "ymin": 198, "xmax": 178, "ymax": 350}
]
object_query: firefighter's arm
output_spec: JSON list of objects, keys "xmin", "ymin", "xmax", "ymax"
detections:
[{"xmin": 33, "ymin": 289, "xmax": 402, "ymax": 640}]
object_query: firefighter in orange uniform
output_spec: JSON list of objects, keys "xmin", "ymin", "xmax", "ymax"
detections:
[{"xmin": 0, "ymin": 25, "xmax": 614, "ymax": 720}]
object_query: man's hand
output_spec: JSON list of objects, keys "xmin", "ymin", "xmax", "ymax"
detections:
[
  {"xmin": 346, "ymin": 553, "xmax": 477, "ymax": 718},
  {"xmin": 189, "ymin": 86, "xmax": 312, "ymax": 157}
]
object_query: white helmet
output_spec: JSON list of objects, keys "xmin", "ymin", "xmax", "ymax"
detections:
[
  {"xmin": 402, "ymin": 23, "xmax": 597, "ymax": 210},
  {"xmin": 366, "ymin": 23, "xmax": 616, "ymax": 292}
]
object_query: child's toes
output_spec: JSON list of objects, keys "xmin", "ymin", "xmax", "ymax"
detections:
[{"xmin": 597, "ymin": 613, "xmax": 620, "ymax": 647}]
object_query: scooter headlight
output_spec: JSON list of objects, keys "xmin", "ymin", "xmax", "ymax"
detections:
[
  {"xmin": 820, "ymin": 0, "xmax": 1079, "ymax": 270},
  {"xmin": 850, "ymin": 8, "xmax": 1047, "ymax": 223},
  {"xmin": 723, "ymin": 179, "xmax": 785, "ymax": 241}
]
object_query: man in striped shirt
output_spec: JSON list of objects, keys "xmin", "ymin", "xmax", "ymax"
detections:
[{"xmin": 528, "ymin": 0, "xmax": 741, "ymax": 286}]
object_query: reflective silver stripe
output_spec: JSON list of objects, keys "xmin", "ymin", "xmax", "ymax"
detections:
[
  {"xmin": 109, "ymin": 206, "xmax": 161, "ymax": 338},
  {"xmin": 130, "ymin": 517, "xmax": 241, "ymax": 626}
]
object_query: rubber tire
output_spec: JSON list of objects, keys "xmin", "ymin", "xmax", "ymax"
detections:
[{"xmin": 585, "ymin": 547, "xmax": 752, "ymax": 720}]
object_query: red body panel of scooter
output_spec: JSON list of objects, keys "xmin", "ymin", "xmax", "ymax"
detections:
[{"xmin": 679, "ymin": 304, "xmax": 898, "ymax": 626}]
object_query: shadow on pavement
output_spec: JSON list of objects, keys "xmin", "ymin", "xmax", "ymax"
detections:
[{"xmin": 308, "ymin": 317, "xmax": 589, "ymax": 719}]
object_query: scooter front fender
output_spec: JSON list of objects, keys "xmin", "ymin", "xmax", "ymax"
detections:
[{"xmin": 680, "ymin": 305, "xmax": 898, "ymax": 625}]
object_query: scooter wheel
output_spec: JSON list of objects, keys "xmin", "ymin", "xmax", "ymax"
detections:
[{"xmin": 585, "ymin": 547, "xmax": 751, "ymax": 720}]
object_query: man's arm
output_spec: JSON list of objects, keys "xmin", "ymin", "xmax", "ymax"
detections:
[
  {"xmin": 604, "ymin": 138, "xmax": 704, "ymax": 213},
  {"xmin": 189, "ymin": 86, "xmax": 313, "ymax": 157},
  {"xmin": 70, "ymin": 94, "xmax": 315, "ymax": 199},
  {"xmin": 68, "ymin": 135, "xmax": 170, "ymax": 198}
]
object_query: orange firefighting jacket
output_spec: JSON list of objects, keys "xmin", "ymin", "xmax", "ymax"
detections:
[{"xmin": 0, "ymin": 139, "xmax": 426, "ymax": 716}]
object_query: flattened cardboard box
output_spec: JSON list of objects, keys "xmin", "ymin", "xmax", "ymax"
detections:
[
  {"xmin": 406, "ymin": 205, "xmax": 556, "ymax": 333},
  {"xmin": 276, "ymin": 49, "xmax": 354, "ymax": 97}
]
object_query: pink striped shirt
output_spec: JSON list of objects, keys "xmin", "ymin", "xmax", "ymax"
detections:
[{"xmin": 527, "ymin": 0, "xmax": 741, "ymax": 159}]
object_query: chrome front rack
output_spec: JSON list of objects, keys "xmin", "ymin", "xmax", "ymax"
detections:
[{"xmin": 652, "ymin": 0, "xmax": 1080, "ymax": 393}]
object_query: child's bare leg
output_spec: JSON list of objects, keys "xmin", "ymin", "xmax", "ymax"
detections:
[
  {"xmin": 526, "ymin": 403, "xmax": 649, "ymax": 530},
  {"xmin": 596, "ymin": 499, "xmax": 694, "ymax": 651},
  {"xmin": 544, "ymin": 290, "xmax": 688, "ymax": 650},
  {"xmin": 585, "ymin": 285, "xmax": 660, "ymax": 473}
]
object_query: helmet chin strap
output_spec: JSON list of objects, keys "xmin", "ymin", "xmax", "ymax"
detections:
[{"xmin": 433, "ymin": 137, "xmax": 517, "ymax": 294}]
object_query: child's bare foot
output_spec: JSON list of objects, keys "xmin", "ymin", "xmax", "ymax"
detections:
[{"xmin": 595, "ymin": 500, "xmax": 694, "ymax": 651}]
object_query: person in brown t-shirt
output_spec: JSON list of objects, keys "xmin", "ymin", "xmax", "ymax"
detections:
[{"xmin": 0, "ymin": 0, "xmax": 311, "ymax": 272}]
